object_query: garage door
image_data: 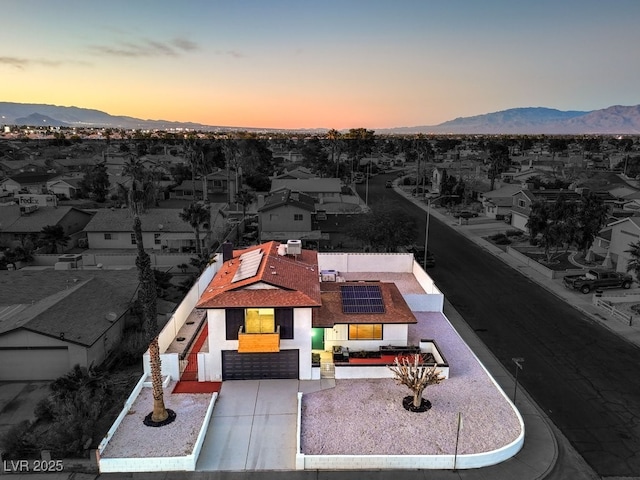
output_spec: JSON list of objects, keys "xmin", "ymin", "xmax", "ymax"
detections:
[
  {"xmin": 222, "ymin": 349, "xmax": 299, "ymax": 380},
  {"xmin": 0, "ymin": 347, "xmax": 70, "ymax": 381}
]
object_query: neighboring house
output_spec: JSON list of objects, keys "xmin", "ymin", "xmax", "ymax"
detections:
[
  {"xmin": 509, "ymin": 188, "xmax": 583, "ymax": 232},
  {"xmin": 169, "ymin": 180, "xmax": 205, "ymax": 201},
  {"xmin": 0, "ymin": 270, "xmax": 139, "ymax": 381},
  {"xmin": 204, "ymin": 169, "xmax": 231, "ymax": 194},
  {"xmin": 194, "ymin": 241, "xmax": 418, "ymax": 381},
  {"xmin": 46, "ymin": 177, "xmax": 82, "ymax": 199},
  {"xmin": 270, "ymin": 178, "xmax": 342, "ymax": 203},
  {"xmin": 83, "ymin": 207, "xmax": 210, "ymax": 252},
  {"xmin": 270, "ymin": 166, "xmax": 315, "ymax": 180},
  {"xmin": 0, "ymin": 205, "xmax": 93, "ymax": 248},
  {"xmin": 596, "ymin": 216, "xmax": 640, "ymax": 273},
  {"xmin": 480, "ymin": 184, "xmax": 522, "ymax": 219},
  {"xmin": 258, "ymin": 189, "xmax": 324, "ymax": 243},
  {"xmin": 1, "ymin": 172, "xmax": 57, "ymax": 194}
]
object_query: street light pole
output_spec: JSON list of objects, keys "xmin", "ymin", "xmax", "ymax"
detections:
[
  {"xmin": 423, "ymin": 199, "xmax": 431, "ymax": 271},
  {"xmin": 512, "ymin": 357, "xmax": 524, "ymax": 403}
]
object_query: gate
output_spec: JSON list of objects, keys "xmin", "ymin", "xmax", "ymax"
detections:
[{"xmin": 180, "ymin": 352, "xmax": 199, "ymax": 381}]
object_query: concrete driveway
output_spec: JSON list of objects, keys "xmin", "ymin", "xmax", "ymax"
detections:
[{"xmin": 196, "ymin": 379, "xmax": 300, "ymax": 471}]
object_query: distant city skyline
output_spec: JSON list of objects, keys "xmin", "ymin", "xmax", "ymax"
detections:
[{"xmin": 3, "ymin": 0, "xmax": 640, "ymax": 130}]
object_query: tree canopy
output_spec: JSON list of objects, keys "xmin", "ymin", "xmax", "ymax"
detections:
[{"xmin": 346, "ymin": 204, "xmax": 416, "ymax": 252}]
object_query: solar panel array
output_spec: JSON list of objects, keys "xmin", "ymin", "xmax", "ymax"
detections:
[
  {"xmin": 340, "ymin": 284, "xmax": 385, "ymax": 314},
  {"xmin": 232, "ymin": 249, "xmax": 264, "ymax": 283}
]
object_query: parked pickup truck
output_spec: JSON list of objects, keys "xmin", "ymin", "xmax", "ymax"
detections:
[{"xmin": 563, "ymin": 269, "xmax": 633, "ymax": 294}]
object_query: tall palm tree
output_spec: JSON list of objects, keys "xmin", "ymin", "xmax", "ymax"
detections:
[
  {"xmin": 123, "ymin": 153, "xmax": 173, "ymax": 426},
  {"xmin": 179, "ymin": 202, "xmax": 210, "ymax": 254}
]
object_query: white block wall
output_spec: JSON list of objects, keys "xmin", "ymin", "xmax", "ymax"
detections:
[{"xmin": 98, "ymin": 392, "xmax": 218, "ymax": 473}]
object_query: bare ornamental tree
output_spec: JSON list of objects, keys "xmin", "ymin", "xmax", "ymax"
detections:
[{"xmin": 388, "ymin": 354, "xmax": 444, "ymax": 411}]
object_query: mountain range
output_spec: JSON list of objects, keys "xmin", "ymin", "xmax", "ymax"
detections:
[{"xmin": 2, "ymin": 101, "xmax": 640, "ymax": 135}]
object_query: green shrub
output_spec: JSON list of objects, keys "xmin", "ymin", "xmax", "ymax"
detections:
[
  {"xmin": 0, "ymin": 420, "xmax": 38, "ymax": 459},
  {"xmin": 34, "ymin": 398, "xmax": 55, "ymax": 422},
  {"xmin": 505, "ymin": 229, "xmax": 523, "ymax": 237}
]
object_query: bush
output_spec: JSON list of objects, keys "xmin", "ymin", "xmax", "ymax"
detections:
[
  {"xmin": 505, "ymin": 229, "xmax": 523, "ymax": 237},
  {"xmin": 0, "ymin": 420, "xmax": 38, "ymax": 459},
  {"xmin": 489, "ymin": 233, "xmax": 511, "ymax": 245},
  {"xmin": 34, "ymin": 398, "xmax": 55, "ymax": 422}
]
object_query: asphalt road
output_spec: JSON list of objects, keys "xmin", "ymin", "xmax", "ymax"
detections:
[{"xmin": 359, "ymin": 172, "xmax": 640, "ymax": 477}]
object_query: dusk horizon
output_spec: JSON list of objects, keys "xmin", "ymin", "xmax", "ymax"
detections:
[{"xmin": 3, "ymin": 0, "xmax": 640, "ymax": 130}]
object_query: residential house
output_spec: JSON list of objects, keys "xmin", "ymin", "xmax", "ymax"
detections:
[
  {"xmin": 270, "ymin": 166, "xmax": 315, "ymax": 180},
  {"xmin": 509, "ymin": 188, "xmax": 584, "ymax": 232},
  {"xmin": 258, "ymin": 189, "xmax": 327, "ymax": 244},
  {"xmin": 0, "ymin": 205, "xmax": 93, "ymax": 248},
  {"xmin": 83, "ymin": 207, "xmax": 211, "ymax": 253},
  {"xmin": 271, "ymin": 178, "xmax": 342, "ymax": 204},
  {"xmin": 0, "ymin": 270, "xmax": 139, "ymax": 381},
  {"xmin": 0, "ymin": 172, "xmax": 57, "ymax": 194},
  {"xmin": 194, "ymin": 241, "xmax": 419, "ymax": 380},
  {"xmin": 593, "ymin": 216, "xmax": 640, "ymax": 273},
  {"xmin": 479, "ymin": 184, "xmax": 522, "ymax": 219},
  {"xmin": 46, "ymin": 177, "xmax": 83, "ymax": 199}
]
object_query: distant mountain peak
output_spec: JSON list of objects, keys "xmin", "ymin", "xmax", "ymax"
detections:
[{"xmin": 2, "ymin": 101, "xmax": 640, "ymax": 135}]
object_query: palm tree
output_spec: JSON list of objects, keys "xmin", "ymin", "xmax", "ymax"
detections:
[
  {"xmin": 123, "ymin": 153, "xmax": 173, "ymax": 426},
  {"xmin": 235, "ymin": 189, "xmax": 256, "ymax": 221},
  {"xmin": 179, "ymin": 203, "xmax": 210, "ymax": 254},
  {"xmin": 39, "ymin": 225, "xmax": 70, "ymax": 254}
]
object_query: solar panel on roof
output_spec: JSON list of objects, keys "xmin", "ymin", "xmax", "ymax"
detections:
[
  {"xmin": 232, "ymin": 249, "xmax": 263, "ymax": 283},
  {"xmin": 340, "ymin": 284, "xmax": 385, "ymax": 314}
]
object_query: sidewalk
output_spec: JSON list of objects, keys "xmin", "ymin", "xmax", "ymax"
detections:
[{"xmin": 408, "ymin": 190, "xmax": 640, "ymax": 348}]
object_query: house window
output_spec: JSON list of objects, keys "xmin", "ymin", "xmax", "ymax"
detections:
[
  {"xmin": 104, "ymin": 233, "xmax": 112, "ymax": 240},
  {"xmin": 348, "ymin": 324, "xmax": 383, "ymax": 340},
  {"xmin": 316, "ymin": 210, "xmax": 327, "ymax": 221},
  {"xmin": 130, "ymin": 233, "xmax": 136, "ymax": 245},
  {"xmin": 275, "ymin": 308, "xmax": 294, "ymax": 339},
  {"xmin": 294, "ymin": 214, "xmax": 303, "ymax": 221},
  {"xmin": 245, "ymin": 308, "xmax": 275, "ymax": 333},
  {"xmin": 154, "ymin": 233, "xmax": 161, "ymax": 245},
  {"xmin": 225, "ymin": 308, "xmax": 245, "ymax": 340},
  {"xmin": 225, "ymin": 307, "xmax": 293, "ymax": 339},
  {"xmin": 518, "ymin": 199, "xmax": 526, "ymax": 208}
]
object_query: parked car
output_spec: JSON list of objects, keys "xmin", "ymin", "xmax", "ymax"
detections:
[
  {"xmin": 385, "ymin": 180, "xmax": 393, "ymax": 188},
  {"xmin": 563, "ymin": 268, "xmax": 633, "ymax": 294},
  {"xmin": 453, "ymin": 210, "xmax": 478, "ymax": 219}
]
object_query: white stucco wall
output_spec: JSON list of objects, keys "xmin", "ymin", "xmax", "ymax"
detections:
[
  {"xmin": 318, "ymin": 252, "xmax": 414, "ymax": 273},
  {"xmin": 204, "ymin": 306, "xmax": 313, "ymax": 380},
  {"xmin": 322, "ymin": 323, "xmax": 408, "ymax": 352}
]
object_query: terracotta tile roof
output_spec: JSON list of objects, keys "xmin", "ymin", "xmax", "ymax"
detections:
[
  {"xmin": 313, "ymin": 281, "xmax": 417, "ymax": 328},
  {"xmin": 196, "ymin": 241, "xmax": 322, "ymax": 308}
]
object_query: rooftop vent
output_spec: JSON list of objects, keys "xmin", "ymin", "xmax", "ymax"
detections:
[{"xmin": 286, "ymin": 239, "xmax": 302, "ymax": 256}]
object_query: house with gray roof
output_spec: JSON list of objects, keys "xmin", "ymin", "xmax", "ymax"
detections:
[
  {"xmin": 258, "ymin": 189, "xmax": 327, "ymax": 243},
  {"xmin": 83, "ymin": 207, "xmax": 210, "ymax": 253},
  {"xmin": 271, "ymin": 178, "xmax": 342, "ymax": 203},
  {"xmin": 0, "ymin": 205, "xmax": 92, "ymax": 248},
  {"xmin": 0, "ymin": 270, "xmax": 139, "ymax": 381}
]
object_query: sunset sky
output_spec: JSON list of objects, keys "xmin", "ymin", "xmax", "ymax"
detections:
[{"xmin": 3, "ymin": 0, "xmax": 639, "ymax": 130}]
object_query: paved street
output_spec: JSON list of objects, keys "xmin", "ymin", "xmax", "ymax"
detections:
[{"xmin": 359, "ymin": 172, "xmax": 640, "ymax": 477}]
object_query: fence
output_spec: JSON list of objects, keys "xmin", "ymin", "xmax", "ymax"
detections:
[{"xmin": 594, "ymin": 298, "xmax": 634, "ymax": 326}]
